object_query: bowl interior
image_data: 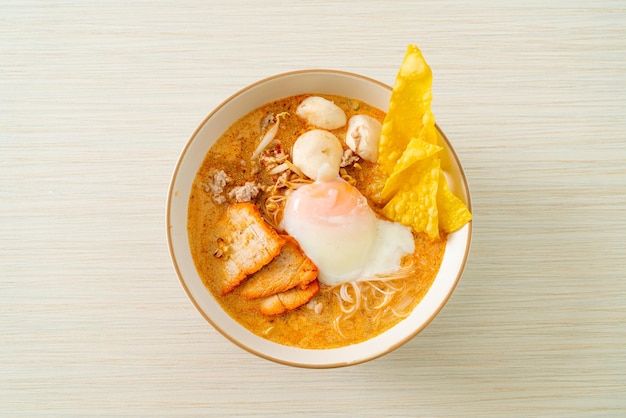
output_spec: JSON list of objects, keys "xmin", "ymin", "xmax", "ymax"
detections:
[{"xmin": 167, "ymin": 70, "xmax": 472, "ymax": 368}]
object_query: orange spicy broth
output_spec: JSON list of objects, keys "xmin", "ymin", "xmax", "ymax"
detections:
[{"xmin": 188, "ymin": 94, "xmax": 445, "ymax": 349}]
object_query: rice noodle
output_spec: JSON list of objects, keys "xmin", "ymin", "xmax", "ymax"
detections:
[
  {"xmin": 325, "ymin": 256, "xmax": 422, "ymax": 338},
  {"xmin": 260, "ymin": 169, "xmax": 312, "ymax": 230}
]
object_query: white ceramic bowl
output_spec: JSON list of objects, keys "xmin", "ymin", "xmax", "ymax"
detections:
[{"xmin": 167, "ymin": 70, "xmax": 472, "ymax": 368}]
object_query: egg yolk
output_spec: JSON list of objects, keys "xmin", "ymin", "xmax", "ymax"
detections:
[{"xmin": 287, "ymin": 178, "xmax": 372, "ymax": 225}]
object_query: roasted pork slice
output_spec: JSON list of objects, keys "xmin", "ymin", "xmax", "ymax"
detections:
[
  {"xmin": 218, "ymin": 202, "xmax": 284, "ymax": 295},
  {"xmin": 258, "ymin": 280, "xmax": 320, "ymax": 316},
  {"xmin": 239, "ymin": 236, "xmax": 318, "ymax": 300}
]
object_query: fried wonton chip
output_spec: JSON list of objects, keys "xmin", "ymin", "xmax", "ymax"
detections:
[
  {"xmin": 380, "ymin": 129, "xmax": 442, "ymax": 202},
  {"xmin": 378, "ymin": 44, "xmax": 434, "ymax": 176},
  {"xmin": 382, "ymin": 157, "xmax": 441, "ymax": 239},
  {"xmin": 437, "ymin": 171, "xmax": 473, "ymax": 233},
  {"xmin": 376, "ymin": 44, "xmax": 472, "ymax": 238}
]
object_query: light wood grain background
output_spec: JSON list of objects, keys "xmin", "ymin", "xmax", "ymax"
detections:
[{"xmin": 2, "ymin": 1, "xmax": 625, "ymax": 416}]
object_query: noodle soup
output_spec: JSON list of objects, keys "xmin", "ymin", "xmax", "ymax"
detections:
[{"xmin": 187, "ymin": 94, "xmax": 446, "ymax": 349}]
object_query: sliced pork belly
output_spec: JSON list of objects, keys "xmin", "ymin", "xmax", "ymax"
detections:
[
  {"xmin": 240, "ymin": 236, "xmax": 318, "ymax": 300},
  {"xmin": 258, "ymin": 280, "xmax": 320, "ymax": 316},
  {"xmin": 219, "ymin": 203, "xmax": 284, "ymax": 295}
]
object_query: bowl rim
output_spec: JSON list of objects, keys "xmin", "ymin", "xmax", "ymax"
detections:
[{"xmin": 166, "ymin": 69, "xmax": 472, "ymax": 368}]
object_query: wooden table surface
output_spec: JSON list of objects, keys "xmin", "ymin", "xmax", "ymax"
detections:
[{"xmin": 2, "ymin": 1, "xmax": 625, "ymax": 416}]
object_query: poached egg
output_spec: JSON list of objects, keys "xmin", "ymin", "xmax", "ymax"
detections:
[{"xmin": 282, "ymin": 177, "xmax": 415, "ymax": 287}]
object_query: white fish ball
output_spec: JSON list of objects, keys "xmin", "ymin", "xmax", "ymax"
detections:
[
  {"xmin": 345, "ymin": 114, "xmax": 382, "ymax": 162},
  {"xmin": 296, "ymin": 96, "xmax": 347, "ymax": 130},
  {"xmin": 292, "ymin": 129, "xmax": 343, "ymax": 180}
]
